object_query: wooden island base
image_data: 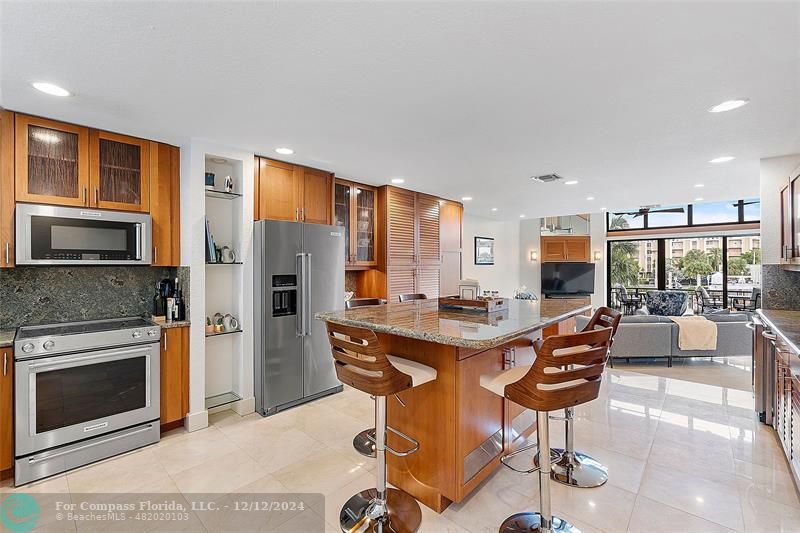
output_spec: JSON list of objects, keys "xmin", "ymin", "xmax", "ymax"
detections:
[{"xmin": 381, "ymin": 331, "xmax": 540, "ymax": 513}]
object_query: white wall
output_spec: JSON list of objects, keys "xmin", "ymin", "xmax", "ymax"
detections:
[
  {"xmin": 518, "ymin": 218, "xmax": 541, "ymax": 296},
  {"xmin": 760, "ymin": 154, "xmax": 800, "ymax": 264},
  {"xmin": 461, "ymin": 214, "xmax": 520, "ymax": 297},
  {"xmin": 589, "ymin": 213, "xmax": 606, "ymax": 309}
]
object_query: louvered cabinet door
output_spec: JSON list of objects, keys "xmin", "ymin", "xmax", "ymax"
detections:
[
  {"xmin": 388, "ymin": 268, "xmax": 416, "ymax": 303},
  {"xmin": 387, "ymin": 187, "xmax": 417, "ymax": 266},
  {"xmin": 416, "ymin": 267, "xmax": 440, "ymax": 299},
  {"xmin": 416, "ymin": 193, "xmax": 441, "ymax": 266}
]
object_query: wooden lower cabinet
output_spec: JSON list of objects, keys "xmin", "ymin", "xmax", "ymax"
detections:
[
  {"xmin": 1, "ymin": 347, "xmax": 13, "ymax": 475},
  {"xmin": 0, "ymin": 110, "xmax": 14, "ymax": 268},
  {"xmin": 541, "ymin": 297, "xmax": 591, "ymax": 338},
  {"xmin": 160, "ymin": 326, "xmax": 189, "ymax": 428}
]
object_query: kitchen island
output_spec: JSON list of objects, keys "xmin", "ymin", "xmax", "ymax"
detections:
[{"xmin": 316, "ymin": 297, "xmax": 592, "ymax": 512}]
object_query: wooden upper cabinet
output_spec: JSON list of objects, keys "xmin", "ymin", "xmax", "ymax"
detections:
[
  {"xmin": 150, "ymin": 142, "xmax": 181, "ymax": 266},
  {"xmin": 258, "ymin": 158, "xmax": 300, "ymax": 222},
  {"xmin": 440, "ymin": 200, "xmax": 463, "ymax": 253},
  {"xmin": 90, "ymin": 130, "xmax": 150, "ymax": 212},
  {"xmin": 15, "ymin": 114, "xmax": 90, "ymax": 207},
  {"xmin": 0, "ymin": 111, "xmax": 14, "ymax": 268},
  {"xmin": 781, "ymin": 184, "xmax": 792, "ymax": 262},
  {"xmin": 541, "ymin": 236, "xmax": 590, "ymax": 262},
  {"xmin": 336, "ymin": 179, "xmax": 377, "ymax": 267},
  {"xmin": 301, "ymin": 167, "xmax": 332, "ymax": 224},
  {"xmin": 416, "ymin": 194, "xmax": 440, "ymax": 266},
  {"xmin": 386, "ymin": 187, "xmax": 417, "ymax": 266}
]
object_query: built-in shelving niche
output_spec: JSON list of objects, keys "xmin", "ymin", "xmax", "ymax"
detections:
[{"xmin": 204, "ymin": 154, "xmax": 245, "ymax": 411}]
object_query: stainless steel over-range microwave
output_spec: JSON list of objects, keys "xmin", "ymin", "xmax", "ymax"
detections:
[{"xmin": 16, "ymin": 203, "xmax": 152, "ymax": 265}]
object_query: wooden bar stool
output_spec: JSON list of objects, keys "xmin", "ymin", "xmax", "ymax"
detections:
[
  {"xmin": 539, "ymin": 306, "xmax": 622, "ymax": 489},
  {"xmin": 480, "ymin": 327, "xmax": 613, "ymax": 533},
  {"xmin": 326, "ymin": 322, "xmax": 436, "ymax": 533}
]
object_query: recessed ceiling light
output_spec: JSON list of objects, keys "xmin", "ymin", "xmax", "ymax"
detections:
[
  {"xmin": 210, "ymin": 157, "xmax": 227, "ymax": 164},
  {"xmin": 600, "ymin": 207, "xmax": 607, "ymax": 211},
  {"xmin": 564, "ymin": 180, "xmax": 579, "ymax": 185},
  {"xmin": 461, "ymin": 196, "xmax": 472, "ymax": 201},
  {"xmin": 275, "ymin": 147, "xmax": 294, "ymax": 155},
  {"xmin": 390, "ymin": 178, "xmax": 405, "ymax": 184},
  {"xmin": 709, "ymin": 156, "xmax": 735, "ymax": 164},
  {"xmin": 32, "ymin": 82, "xmax": 71, "ymax": 97},
  {"xmin": 695, "ymin": 197, "xmax": 704, "ymax": 202},
  {"xmin": 520, "ymin": 214, "xmax": 526, "ymax": 218},
  {"xmin": 586, "ymin": 196, "xmax": 595, "ymax": 201},
  {"xmin": 708, "ymin": 99, "xmax": 749, "ymax": 113},
  {"xmin": 490, "ymin": 208, "xmax": 498, "ymax": 212},
  {"xmin": 695, "ymin": 183, "xmax": 705, "ymax": 188}
]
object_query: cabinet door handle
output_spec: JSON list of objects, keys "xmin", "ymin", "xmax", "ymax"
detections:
[
  {"xmin": 94, "ymin": 188, "xmax": 99, "ymax": 205},
  {"xmin": 4, "ymin": 242, "xmax": 8, "ymax": 265},
  {"xmin": 153, "ymin": 246, "xmax": 158, "ymax": 263},
  {"xmin": 163, "ymin": 332, "xmax": 167, "ymax": 352},
  {"xmin": 3, "ymin": 352, "xmax": 7, "ymax": 376},
  {"xmin": 83, "ymin": 187, "xmax": 87, "ymax": 206},
  {"xmin": 301, "ymin": 208, "xmax": 305, "ymax": 221}
]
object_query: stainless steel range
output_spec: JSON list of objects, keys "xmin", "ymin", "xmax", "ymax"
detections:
[{"xmin": 14, "ymin": 317, "xmax": 161, "ymax": 485}]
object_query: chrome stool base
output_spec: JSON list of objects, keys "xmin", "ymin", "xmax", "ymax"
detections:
[
  {"xmin": 340, "ymin": 488, "xmax": 422, "ymax": 533},
  {"xmin": 353, "ymin": 429, "xmax": 377, "ymax": 458},
  {"xmin": 499, "ymin": 512, "xmax": 579, "ymax": 533},
  {"xmin": 548, "ymin": 449, "xmax": 608, "ymax": 488}
]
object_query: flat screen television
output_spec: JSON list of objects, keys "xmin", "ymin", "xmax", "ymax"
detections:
[{"xmin": 541, "ymin": 262, "xmax": 595, "ymax": 295}]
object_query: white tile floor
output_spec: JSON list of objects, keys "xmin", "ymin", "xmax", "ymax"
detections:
[{"xmin": 3, "ymin": 366, "xmax": 798, "ymax": 532}]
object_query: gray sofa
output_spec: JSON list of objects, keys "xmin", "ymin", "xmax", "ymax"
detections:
[{"xmin": 576, "ymin": 312, "xmax": 753, "ymax": 367}]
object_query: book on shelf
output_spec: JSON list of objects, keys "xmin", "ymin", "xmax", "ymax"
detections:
[{"xmin": 205, "ymin": 217, "xmax": 218, "ymax": 263}]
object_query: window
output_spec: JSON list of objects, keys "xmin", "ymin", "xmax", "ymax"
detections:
[
  {"xmin": 692, "ymin": 201, "xmax": 739, "ymax": 225},
  {"xmin": 647, "ymin": 205, "xmax": 688, "ymax": 228},
  {"xmin": 608, "ymin": 198, "xmax": 759, "ymax": 232}
]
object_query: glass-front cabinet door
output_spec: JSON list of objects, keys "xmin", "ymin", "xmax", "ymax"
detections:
[
  {"xmin": 90, "ymin": 130, "xmax": 150, "ymax": 212},
  {"xmin": 15, "ymin": 114, "xmax": 90, "ymax": 207},
  {"xmin": 334, "ymin": 181, "xmax": 352, "ymax": 264},
  {"xmin": 354, "ymin": 185, "xmax": 376, "ymax": 265}
]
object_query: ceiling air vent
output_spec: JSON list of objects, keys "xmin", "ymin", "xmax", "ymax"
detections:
[{"xmin": 530, "ymin": 173, "xmax": 564, "ymax": 183}]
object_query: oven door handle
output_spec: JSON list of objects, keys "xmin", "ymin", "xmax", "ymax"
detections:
[
  {"xmin": 26, "ymin": 346, "xmax": 151, "ymax": 372},
  {"xmin": 27, "ymin": 424, "xmax": 155, "ymax": 464}
]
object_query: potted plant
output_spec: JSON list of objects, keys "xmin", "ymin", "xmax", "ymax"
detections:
[{"xmin": 205, "ymin": 316, "xmax": 214, "ymax": 334}]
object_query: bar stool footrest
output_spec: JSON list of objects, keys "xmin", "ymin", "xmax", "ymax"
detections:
[
  {"xmin": 363, "ymin": 425, "xmax": 420, "ymax": 457},
  {"xmin": 500, "ymin": 442, "xmax": 563, "ymax": 474}
]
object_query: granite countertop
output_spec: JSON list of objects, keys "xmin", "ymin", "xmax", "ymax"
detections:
[
  {"xmin": 758, "ymin": 309, "xmax": 800, "ymax": 354},
  {"xmin": 316, "ymin": 298, "xmax": 592, "ymax": 349},
  {"xmin": 0, "ymin": 329, "xmax": 14, "ymax": 348},
  {"xmin": 151, "ymin": 318, "xmax": 191, "ymax": 329}
]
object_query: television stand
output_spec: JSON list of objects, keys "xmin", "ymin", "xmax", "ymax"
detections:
[{"xmin": 545, "ymin": 294, "xmax": 592, "ymax": 299}]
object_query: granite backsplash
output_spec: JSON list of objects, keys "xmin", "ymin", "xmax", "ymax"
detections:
[
  {"xmin": 762, "ymin": 264, "xmax": 800, "ymax": 310},
  {"xmin": 0, "ymin": 266, "xmax": 190, "ymax": 329}
]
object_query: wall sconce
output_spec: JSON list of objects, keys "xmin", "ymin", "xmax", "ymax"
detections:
[
  {"xmin": 530, "ymin": 251, "xmax": 538, "ymax": 262},
  {"xmin": 593, "ymin": 251, "xmax": 602, "ymax": 262}
]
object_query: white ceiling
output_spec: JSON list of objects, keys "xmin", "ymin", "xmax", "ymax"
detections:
[{"xmin": 2, "ymin": 2, "xmax": 799, "ymax": 220}]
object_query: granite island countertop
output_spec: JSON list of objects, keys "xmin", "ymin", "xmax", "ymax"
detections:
[
  {"xmin": 316, "ymin": 298, "xmax": 592, "ymax": 349},
  {"xmin": 0, "ymin": 329, "xmax": 14, "ymax": 348},
  {"xmin": 758, "ymin": 309, "xmax": 800, "ymax": 354}
]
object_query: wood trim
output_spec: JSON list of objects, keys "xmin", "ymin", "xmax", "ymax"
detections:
[
  {"xmin": 253, "ymin": 157, "xmax": 260, "ymax": 220},
  {"xmin": 14, "ymin": 114, "xmax": 90, "ymax": 207},
  {"xmin": 169, "ymin": 145, "xmax": 181, "ymax": 264},
  {"xmin": 608, "ymin": 222, "xmax": 760, "ymax": 238},
  {"xmin": 89, "ymin": 129, "xmax": 150, "ymax": 212},
  {"xmin": 181, "ymin": 326, "xmax": 190, "ymax": 417},
  {"xmin": 0, "ymin": 110, "xmax": 15, "ymax": 267}
]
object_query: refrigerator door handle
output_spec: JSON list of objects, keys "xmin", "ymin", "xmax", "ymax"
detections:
[
  {"xmin": 296, "ymin": 253, "xmax": 304, "ymax": 337},
  {"xmin": 304, "ymin": 253, "xmax": 313, "ymax": 335}
]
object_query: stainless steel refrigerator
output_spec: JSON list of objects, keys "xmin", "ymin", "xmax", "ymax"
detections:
[{"xmin": 254, "ymin": 220, "xmax": 345, "ymax": 416}]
